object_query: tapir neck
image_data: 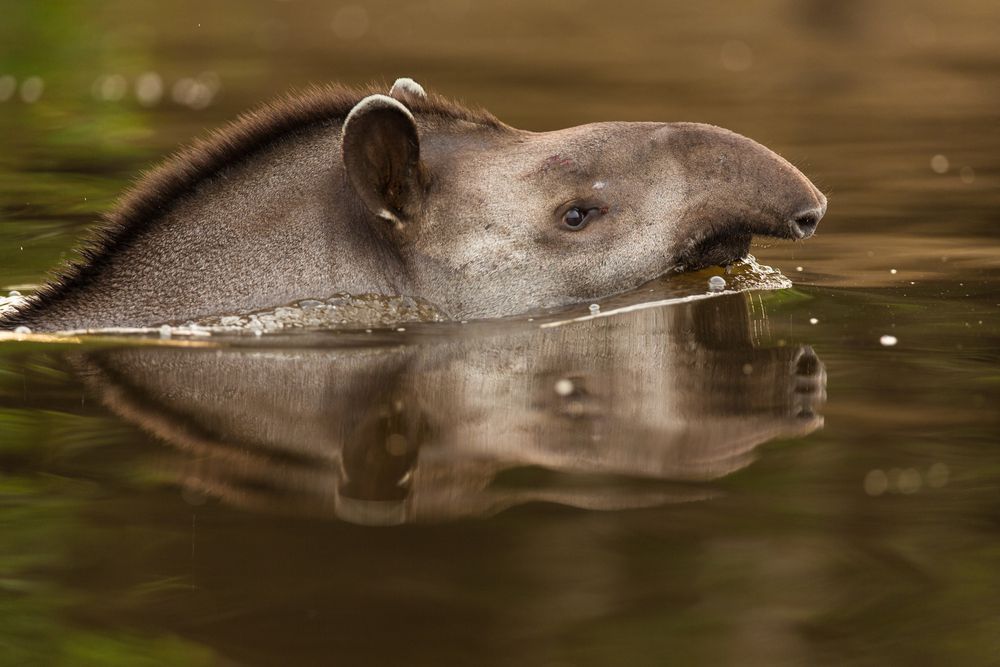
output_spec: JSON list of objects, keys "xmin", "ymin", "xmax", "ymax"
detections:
[{"xmin": 7, "ymin": 121, "xmax": 410, "ymax": 331}]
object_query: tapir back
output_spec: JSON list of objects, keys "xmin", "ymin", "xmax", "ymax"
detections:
[{"xmin": 9, "ymin": 121, "xmax": 406, "ymax": 331}]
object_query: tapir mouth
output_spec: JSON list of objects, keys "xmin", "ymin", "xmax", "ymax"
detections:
[
  {"xmin": 673, "ymin": 208, "xmax": 817, "ymax": 272},
  {"xmin": 673, "ymin": 226, "xmax": 754, "ymax": 272}
]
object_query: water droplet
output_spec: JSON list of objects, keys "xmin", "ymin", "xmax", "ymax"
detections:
[
  {"xmin": 708, "ymin": 275, "xmax": 726, "ymax": 291},
  {"xmin": 930, "ymin": 154, "xmax": 949, "ymax": 174},
  {"xmin": 898, "ymin": 468, "xmax": 922, "ymax": 494},
  {"xmin": 172, "ymin": 77, "xmax": 213, "ymax": 109},
  {"xmin": 890, "ymin": 268, "xmax": 898, "ymax": 274},
  {"xmin": 959, "ymin": 166, "xmax": 975, "ymax": 184},
  {"xmin": 880, "ymin": 335, "xmax": 898, "ymax": 347},
  {"xmin": 95, "ymin": 74, "xmax": 127, "ymax": 101},
  {"xmin": 809, "ymin": 317, "xmax": 818, "ymax": 325},
  {"xmin": 588, "ymin": 303, "xmax": 600, "ymax": 313},
  {"xmin": 13, "ymin": 326, "xmax": 31, "ymax": 334},
  {"xmin": 0, "ymin": 75, "xmax": 15, "ymax": 102},
  {"xmin": 926, "ymin": 462, "xmax": 949, "ymax": 488},
  {"xmin": 8, "ymin": 290, "xmax": 21, "ymax": 297},
  {"xmin": 741, "ymin": 363, "xmax": 753, "ymax": 375},
  {"xmin": 795, "ymin": 266, "xmax": 803, "ymax": 272},
  {"xmin": 135, "ymin": 71, "xmax": 164, "ymax": 106},
  {"xmin": 158, "ymin": 324, "xmax": 172, "ymax": 339},
  {"xmin": 19, "ymin": 76, "xmax": 44, "ymax": 104},
  {"xmin": 554, "ymin": 378, "xmax": 575, "ymax": 397},
  {"xmin": 396, "ymin": 327, "xmax": 406, "ymax": 332},
  {"xmin": 864, "ymin": 469, "xmax": 888, "ymax": 496}
]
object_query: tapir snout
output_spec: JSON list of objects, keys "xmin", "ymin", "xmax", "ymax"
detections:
[{"xmin": 657, "ymin": 122, "xmax": 827, "ymax": 271}]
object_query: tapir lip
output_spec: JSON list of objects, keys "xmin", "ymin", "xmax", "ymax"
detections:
[
  {"xmin": 673, "ymin": 209, "xmax": 811, "ymax": 271},
  {"xmin": 673, "ymin": 224, "xmax": 755, "ymax": 271}
]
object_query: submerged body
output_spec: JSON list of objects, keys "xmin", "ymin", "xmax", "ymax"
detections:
[{"xmin": 2, "ymin": 78, "xmax": 826, "ymax": 331}]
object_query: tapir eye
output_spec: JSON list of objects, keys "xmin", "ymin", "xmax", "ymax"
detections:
[{"xmin": 561, "ymin": 206, "xmax": 603, "ymax": 231}]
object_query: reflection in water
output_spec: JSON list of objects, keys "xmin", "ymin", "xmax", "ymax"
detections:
[{"xmin": 73, "ymin": 293, "xmax": 825, "ymax": 524}]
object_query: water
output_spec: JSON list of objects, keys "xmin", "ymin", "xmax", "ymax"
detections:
[{"xmin": 1, "ymin": 1, "xmax": 999, "ymax": 665}]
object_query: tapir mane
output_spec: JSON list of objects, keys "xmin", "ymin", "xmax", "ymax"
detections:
[
  {"xmin": 108, "ymin": 82, "xmax": 501, "ymax": 238},
  {"xmin": 7, "ymin": 83, "xmax": 502, "ymax": 326}
]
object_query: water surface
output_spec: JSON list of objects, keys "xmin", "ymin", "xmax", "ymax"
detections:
[{"xmin": 1, "ymin": 1, "xmax": 999, "ymax": 665}]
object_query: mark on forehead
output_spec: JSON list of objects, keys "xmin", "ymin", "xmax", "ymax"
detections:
[{"xmin": 528, "ymin": 153, "xmax": 584, "ymax": 178}]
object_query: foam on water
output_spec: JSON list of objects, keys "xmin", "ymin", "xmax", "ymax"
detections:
[
  {"xmin": 187, "ymin": 292, "xmax": 447, "ymax": 334},
  {"xmin": 716, "ymin": 254, "xmax": 791, "ymax": 292},
  {"xmin": 1, "ymin": 257, "xmax": 788, "ymax": 338}
]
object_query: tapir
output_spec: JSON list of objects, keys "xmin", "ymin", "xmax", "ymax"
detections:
[{"xmin": 2, "ymin": 78, "xmax": 826, "ymax": 331}]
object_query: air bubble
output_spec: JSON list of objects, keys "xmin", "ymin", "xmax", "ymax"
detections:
[
  {"xmin": 708, "ymin": 275, "xmax": 726, "ymax": 291},
  {"xmin": 588, "ymin": 303, "xmax": 600, "ymax": 313},
  {"xmin": 13, "ymin": 326, "xmax": 31, "ymax": 334},
  {"xmin": 554, "ymin": 379, "xmax": 575, "ymax": 397}
]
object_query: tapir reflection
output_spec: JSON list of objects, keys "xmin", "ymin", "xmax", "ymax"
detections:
[{"xmin": 74, "ymin": 293, "xmax": 825, "ymax": 524}]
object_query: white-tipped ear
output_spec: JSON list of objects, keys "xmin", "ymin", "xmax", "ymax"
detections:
[
  {"xmin": 342, "ymin": 94, "xmax": 424, "ymax": 227},
  {"xmin": 344, "ymin": 94, "xmax": 416, "ymax": 131},
  {"xmin": 389, "ymin": 77, "xmax": 427, "ymax": 104}
]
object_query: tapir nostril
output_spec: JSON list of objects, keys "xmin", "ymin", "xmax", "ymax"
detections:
[{"xmin": 790, "ymin": 207, "xmax": 823, "ymax": 239}]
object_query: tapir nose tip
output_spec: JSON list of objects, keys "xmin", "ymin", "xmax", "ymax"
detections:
[{"xmin": 789, "ymin": 191, "xmax": 827, "ymax": 240}]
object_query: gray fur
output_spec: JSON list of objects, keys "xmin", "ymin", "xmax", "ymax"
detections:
[{"xmin": 3, "ymin": 80, "xmax": 826, "ymax": 331}]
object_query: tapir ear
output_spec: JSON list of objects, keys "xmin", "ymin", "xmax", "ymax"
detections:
[
  {"xmin": 342, "ymin": 94, "xmax": 424, "ymax": 226},
  {"xmin": 389, "ymin": 77, "xmax": 427, "ymax": 104}
]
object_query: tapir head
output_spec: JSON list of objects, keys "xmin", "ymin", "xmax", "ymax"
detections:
[{"xmin": 342, "ymin": 79, "xmax": 826, "ymax": 318}]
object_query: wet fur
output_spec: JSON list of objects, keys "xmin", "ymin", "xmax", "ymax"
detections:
[
  {"xmin": 3, "ymin": 81, "xmax": 824, "ymax": 330},
  {"xmin": 4, "ymin": 83, "xmax": 501, "ymax": 328}
]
